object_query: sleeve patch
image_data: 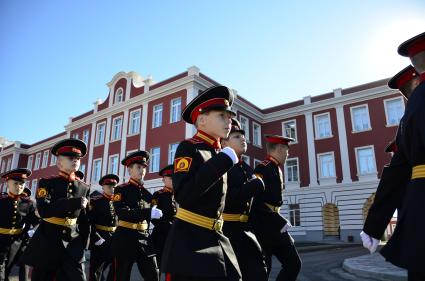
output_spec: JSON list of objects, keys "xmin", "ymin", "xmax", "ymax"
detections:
[
  {"xmin": 113, "ymin": 193, "xmax": 121, "ymax": 202},
  {"xmin": 36, "ymin": 187, "xmax": 48, "ymax": 198},
  {"xmin": 174, "ymin": 157, "xmax": 192, "ymax": 173}
]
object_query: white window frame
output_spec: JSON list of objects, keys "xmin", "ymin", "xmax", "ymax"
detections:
[
  {"xmin": 41, "ymin": 150, "xmax": 49, "ymax": 168},
  {"xmin": 383, "ymin": 97, "xmax": 405, "ymax": 127},
  {"xmin": 168, "ymin": 143, "xmax": 179, "ymax": 165},
  {"xmin": 109, "ymin": 154, "xmax": 119, "ymax": 174},
  {"xmin": 239, "ymin": 115, "xmax": 250, "ymax": 142},
  {"xmin": 95, "ymin": 121, "xmax": 106, "ymax": 145},
  {"xmin": 254, "ymin": 158, "xmax": 262, "ymax": 167},
  {"xmin": 317, "ymin": 152, "xmax": 336, "ymax": 185},
  {"xmin": 314, "ymin": 112, "xmax": 333, "ymax": 139},
  {"xmin": 50, "ymin": 154, "xmax": 57, "ymax": 166},
  {"xmin": 6, "ymin": 158, "xmax": 11, "ymax": 171},
  {"xmin": 72, "ymin": 132, "xmax": 79, "ymax": 140},
  {"xmin": 170, "ymin": 97, "xmax": 182, "ymax": 123},
  {"xmin": 350, "ymin": 104, "xmax": 372, "ymax": 133},
  {"xmin": 111, "ymin": 116, "xmax": 123, "ymax": 141},
  {"xmin": 27, "ymin": 155, "xmax": 33, "ymax": 170},
  {"xmin": 252, "ymin": 122, "xmax": 262, "ymax": 147},
  {"xmin": 152, "ymin": 103, "xmax": 163, "ymax": 128},
  {"xmin": 114, "ymin": 87, "xmax": 124, "ymax": 104},
  {"xmin": 282, "ymin": 119, "xmax": 298, "ymax": 143},
  {"xmin": 285, "ymin": 157, "xmax": 300, "ymax": 186},
  {"xmin": 128, "ymin": 109, "xmax": 141, "ymax": 135},
  {"xmin": 82, "ymin": 129, "xmax": 90, "ymax": 144},
  {"xmin": 289, "ymin": 204, "xmax": 301, "ymax": 227},
  {"xmin": 79, "ymin": 164, "xmax": 86, "ymax": 175},
  {"xmin": 355, "ymin": 145, "xmax": 378, "ymax": 181},
  {"xmin": 92, "ymin": 158, "xmax": 102, "ymax": 183},
  {"xmin": 149, "ymin": 147, "xmax": 161, "ymax": 173},
  {"xmin": 241, "ymin": 155, "xmax": 250, "ymax": 165},
  {"xmin": 31, "ymin": 179, "xmax": 38, "ymax": 197},
  {"xmin": 34, "ymin": 153, "xmax": 41, "ymax": 170}
]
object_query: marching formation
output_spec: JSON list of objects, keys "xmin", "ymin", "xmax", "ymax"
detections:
[{"xmin": 0, "ymin": 31, "xmax": 424, "ymax": 281}]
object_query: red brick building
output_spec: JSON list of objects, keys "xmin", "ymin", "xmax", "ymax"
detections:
[{"xmin": 0, "ymin": 66, "xmax": 404, "ymax": 242}]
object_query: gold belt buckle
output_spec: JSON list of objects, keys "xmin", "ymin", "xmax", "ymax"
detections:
[
  {"xmin": 64, "ymin": 217, "xmax": 73, "ymax": 226},
  {"xmin": 213, "ymin": 219, "xmax": 223, "ymax": 231},
  {"xmin": 137, "ymin": 222, "xmax": 144, "ymax": 230}
]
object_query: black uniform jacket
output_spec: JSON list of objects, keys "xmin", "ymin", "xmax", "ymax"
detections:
[
  {"xmin": 151, "ymin": 187, "xmax": 176, "ymax": 233},
  {"xmin": 250, "ymin": 156, "xmax": 288, "ymax": 246},
  {"xmin": 110, "ymin": 178, "xmax": 155, "ymax": 259},
  {"xmin": 161, "ymin": 133, "xmax": 241, "ymax": 278},
  {"xmin": 21, "ymin": 173, "xmax": 90, "ymax": 269},
  {"xmin": 88, "ymin": 193, "xmax": 117, "ymax": 250}
]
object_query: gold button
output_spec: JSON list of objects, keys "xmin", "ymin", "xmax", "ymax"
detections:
[
  {"xmin": 13, "ymin": 210, "xmax": 17, "ymax": 213},
  {"xmin": 68, "ymin": 189, "xmax": 72, "ymax": 193},
  {"xmin": 62, "ymin": 230, "xmax": 66, "ymax": 234},
  {"xmin": 68, "ymin": 183, "xmax": 72, "ymax": 186},
  {"xmin": 14, "ymin": 205, "xmax": 17, "ymax": 209}
]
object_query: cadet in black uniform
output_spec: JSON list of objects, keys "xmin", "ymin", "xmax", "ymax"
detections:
[
  {"xmin": 361, "ymin": 65, "xmax": 419, "ymax": 253},
  {"xmin": 220, "ymin": 118, "xmax": 267, "ymax": 281},
  {"xmin": 88, "ymin": 174, "xmax": 119, "ymax": 281},
  {"xmin": 21, "ymin": 138, "xmax": 91, "ymax": 281},
  {"xmin": 109, "ymin": 151, "xmax": 162, "ymax": 281},
  {"xmin": 251, "ymin": 135, "xmax": 301, "ymax": 281},
  {"xmin": 374, "ymin": 32, "xmax": 425, "ymax": 281},
  {"xmin": 161, "ymin": 85, "xmax": 241, "ymax": 281},
  {"xmin": 150, "ymin": 164, "xmax": 177, "ymax": 271},
  {"xmin": 0, "ymin": 169, "xmax": 38, "ymax": 281}
]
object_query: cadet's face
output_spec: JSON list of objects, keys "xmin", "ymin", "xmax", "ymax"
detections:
[
  {"xmin": 223, "ymin": 132, "xmax": 247, "ymax": 156},
  {"xmin": 411, "ymin": 52, "xmax": 425, "ymax": 74},
  {"xmin": 162, "ymin": 176, "xmax": 173, "ymax": 189},
  {"xmin": 7, "ymin": 179, "xmax": 25, "ymax": 195},
  {"xmin": 279, "ymin": 145, "xmax": 289, "ymax": 163},
  {"xmin": 201, "ymin": 110, "xmax": 233, "ymax": 139},
  {"xmin": 128, "ymin": 163, "xmax": 147, "ymax": 180},
  {"xmin": 57, "ymin": 155, "xmax": 81, "ymax": 173},
  {"xmin": 102, "ymin": 184, "xmax": 115, "ymax": 196}
]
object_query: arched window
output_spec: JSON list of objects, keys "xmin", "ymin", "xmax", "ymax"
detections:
[{"xmin": 114, "ymin": 88, "xmax": 123, "ymax": 104}]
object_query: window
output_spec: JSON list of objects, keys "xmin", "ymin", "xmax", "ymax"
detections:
[
  {"xmin": 50, "ymin": 154, "xmax": 57, "ymax": 166},
  {"xmin": 109, "ymin": 155, "xmax": 119, "ymax": 174},
  {"xmin": 289, "ymin": 204, "xmax": 301, "ymax": 226},
  {"xmin": 168, "ymin": 143, "xmax": 179, "ymax": 165},
  {"xmin": 111, "ymin": 117, "xmax": 123, "ymax": 141},
  {"xmin": 241, "ymin": 155, "xmax": 250, "ymax": 165},
  {"xmin": 282, "ymin": 120, "xmax": 297, "ymax": 141},
  {"xmin": 253, "ymin": 122, "xmax": 262, "ymax": 146},
  {"xmin": 351, "ymin": 105, "xmax": 371, "ymax": 132},
  {"xmin": 384, "ymin": 98, "xmax": 404, "ymax": 126},
  {"xmin": 254, "ymin": 158, "xmax": 262, "ymax": 167},
  {"xmin": 149, "ymin": 147, "xmax": 160, "ymax": 173},
  {"xmin": 31, "ymin": 179, "xmax": 38, "ymax": 196},
  {"xmin": 27, "ymin": 155, "xmax": 33, "ymax": 170},
  {"xmin": 285, "ymin": 158, "xmax": 299, "ymax": 182},
  {"xmin": 152, "ymin": 104, "xmax": 163, "ymax": 128},
  {"xmin": 41, "ymin": 150, "xmax": 49, "ymax": 168},
  {"xmin": 129, "ymin": 110, "xmax": 141, "ymax": 135},
  {"xmin": 170, "ymin": 98, "xmax": 182, "ymax": 123},
  {"xmin": 92, "ymin": 159, "xmax": 102, "ymax": 182},
  {"xmin": 314, "ymin": 113, "xmax": 332, "ymax": 139},
  {"xmin": 95, "ymin": 122, "xmax": 106, "ymax": 145},
  {"xmin": 1, "ymin": 160, "xmax": 5, "ymax": 173},
  {"xmin": 239, "ymin": 116, "xmax": 250, "ymax": 141},
  {"xmin": 79, "ymin": 164, "xmax": 86, "ymax": 174},
  {"xmin": 318, "ymin": 153, "xmax": 335, "ymax": 178},
  {"xmin": 34, "ymin": 153, "xmax": 41, "ymax": 170},
  {"xmin": 356, "ymin": 147, "xmax": 376, "ymax": 175},
  {"xmin": 83, "ymin": 129, "xmax": 90, "ymax": 144},
  {"xmin": 72, "ymin": 133, "xmax": 79, "ymax": 140},
  {"xmin": 6, "ymin": 158, "xmax": 11, "ymax": 171},
  {"xmin": 115, "ymin": 88, "xmax": 124, "ymax": 104}
]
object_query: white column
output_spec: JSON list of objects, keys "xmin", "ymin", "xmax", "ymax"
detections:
[
  {"xmin": 185, "ymin": 85, "xmax": 197, "ymax": 138},
  {"xmin": 140, "ymin": 101, "xmax": 149, "ymax": 150},
  {"xmin": 86, "ymin": 121, "xmax": 96, "ymax": 183},
  {"xmin": 305, "ymin": 112, "xmax": 318, "ymax": 187},
  {"xmin": 125, "ymin": 77, "xmax": 132, "ymax": 101},
  {"xmin": 101, "ymin": 116, "xmax": 112, "ymax": 175},
  {"xmin": 335, "ymin": 104, "xmax": 352, "ymax": 183},
  {"xmin": 119, "ymin": 109, "xmax": 129, "ymax": 181}
]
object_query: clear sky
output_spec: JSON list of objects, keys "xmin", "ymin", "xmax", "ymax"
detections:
[{"xmin": 1, "ymin": 0, "xmax": 424, "ymax": 144}]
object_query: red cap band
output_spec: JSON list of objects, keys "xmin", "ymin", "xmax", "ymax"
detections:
[
  {"xmin": 191, "ymin": 98, "xmax": 229, "ymax": 123},
  {"xmin": 408, "ymin": 39, "xmax": 425, "ymax": 57},
  {"xmin": 265, "ymin": 136, "xmax": 290, "ymax": 145},
  {"xmin": 5, "ymin": 173, "xmax": 27, "ymax": 180},
  {"xmin": 57, "ymin": 146, "xmax": 82, "ymax": 155},
  {"xmin": 396, "ymin": 68, "xmax": 417, "ymax": 89}
]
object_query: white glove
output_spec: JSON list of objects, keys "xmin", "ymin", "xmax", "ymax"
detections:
[
  {"xmin": 151, "ymin": 206, "xmax": 163, "ymax": 219},
  {"xmin": 95, "ymin": 238, "xmax": 105, "ymax": 246},
  {"xmin": 221, "ymin": 147, "xmax": 238, "ymax": 164},
  {"xmin": 27, "ymin": 229, "xmax": 35, "ymax": 238},
  {"xmin": 281, "ymin": 221, "xmax": 292, "ymax": 233},
  {"xmin": 360, "ymin": 231, "xmax": 380, "ymax": 253}
]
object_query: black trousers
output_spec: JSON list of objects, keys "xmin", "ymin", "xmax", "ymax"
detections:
[
  {"xmin": 89, "ymin": 246, "xmax": 113, "ymax": 281},
  {"xmin": 1, "ymin": 239, "xmax": 30, "ymax": 281},
  {"xmin": 107, "ymin": 254, "xmax": 159, "ymax": 281},
  {"xmin": 408, "ymin": 270, "xmax": 425, "ymax": 281},
  {"xmin": 263, "ymin": 232, "xmax": 301, "ymax": 281},
  {"xmin": 30, "ymin": 254, "xmax": 86, "ymax": 281}
]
